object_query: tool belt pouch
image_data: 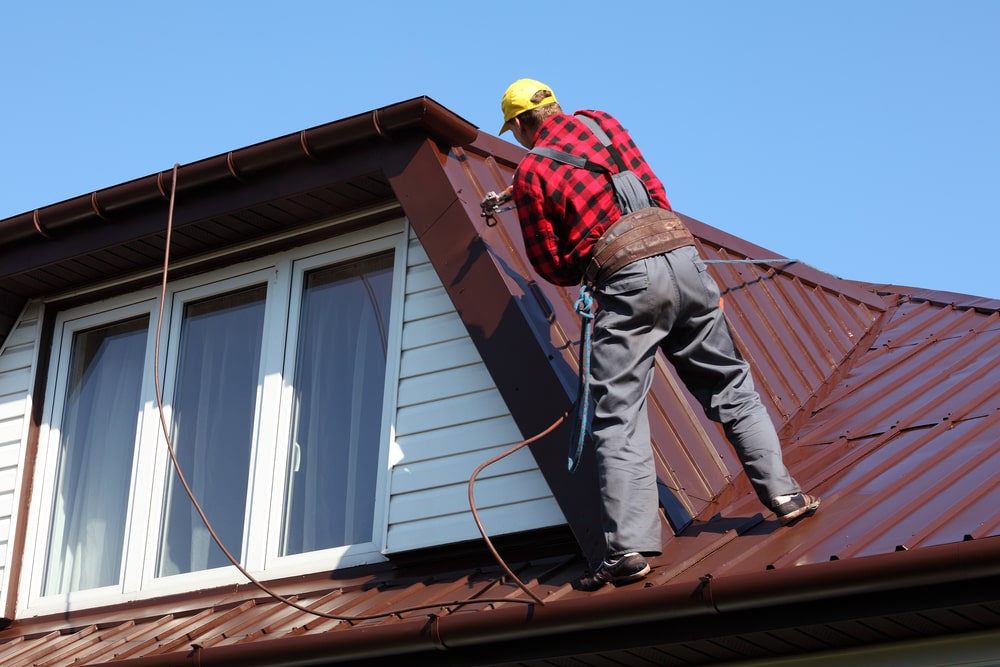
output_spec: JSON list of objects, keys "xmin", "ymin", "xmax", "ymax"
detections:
[{"xmin": 585, "ymin": 207, "xmax": 695, "ymax": 285}]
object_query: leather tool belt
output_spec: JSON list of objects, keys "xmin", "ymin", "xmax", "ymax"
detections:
[{"xmin": 584, "ymin": 207, "xmax": 695, "ymax": 285}]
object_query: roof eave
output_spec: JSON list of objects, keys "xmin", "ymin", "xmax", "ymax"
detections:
[
  {"xmin": 0, "ymin": 96, "xmax": 477, "ymax": 247},
  {"xmin": 108, "ymin": 535, "xmax": 1000, "ymax": 666},
  {"xmin": 0, "ymin": 96, "xmax": 479, "ymax": 346}
]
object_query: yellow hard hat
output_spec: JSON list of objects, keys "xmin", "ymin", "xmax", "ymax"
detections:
[{"xmin": 499, "ymin": 78, "xmax": 558, "ymax": 134}]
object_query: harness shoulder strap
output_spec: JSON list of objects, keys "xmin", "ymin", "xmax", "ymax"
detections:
[
  {"xmin": 574, "ymin": 114, "xmax": 654, "ymax": 214},
  {"xmin": 529, "ymin": 146, "xmax": 607, "ymax": 173},
  {"xmin": 575, "ymin": 114, "xmax": 629, "ymax": 173},
  {"xmin": 528, "ymin": 114, "xmax": 628, "ymax": 174},
  {"xmin": 528, "ymin": 113, "xmax": 655, "ymax": 215}
]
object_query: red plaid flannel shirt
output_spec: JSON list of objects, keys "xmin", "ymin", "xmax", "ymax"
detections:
[{"xmin": 512, "ymin": 109, "xmax": 672, "ymax": 286}]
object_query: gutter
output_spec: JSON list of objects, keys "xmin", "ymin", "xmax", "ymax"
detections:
[
  {"xmin": 112, "ymin": 535, "xmax": 1000, "ymax": 666},
  {"xmin": 0, "ymin": 96, "xmax": 479, "ymax": 246}
]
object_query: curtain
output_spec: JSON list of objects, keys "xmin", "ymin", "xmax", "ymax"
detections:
[
  {"xmin": 282, "ymin": 253, "xmax": 393, "ymax": 555},
  {"xmin": 158, "ymin": 286, "xmax": 265, "ymax": 576},
  {"xmin": 44, "ymin": 316, "xmax": 148, "ymax": 595}
]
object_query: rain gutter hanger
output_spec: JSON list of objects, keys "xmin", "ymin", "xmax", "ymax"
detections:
[
  {"xmin": 0, "ymin": 97, "xmax": 478, "ymax": 248},
  {"xmin": 110, "ymin": 535, "xmax": 1000, "ymax": 666},
  {"xmin": 437, "ymin": 536, "xmax": 1000, "ymax": 648}
]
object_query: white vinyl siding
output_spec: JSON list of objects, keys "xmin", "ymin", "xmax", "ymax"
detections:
[
  {"xmin": 0, "ymin": 220, "xmax": 565, "ymax": 612},
  {"xmin": 384, "ymin": 232, "xmax": 565, "ymax": 553},
  {"xmin": 0, "ymin": 301, "xmax": 42, "ymax": 614}
]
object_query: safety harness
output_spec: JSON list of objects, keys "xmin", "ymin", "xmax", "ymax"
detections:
[{"xmin": 530, "ymin": 115, "xmax": 656, "ymax": 218}]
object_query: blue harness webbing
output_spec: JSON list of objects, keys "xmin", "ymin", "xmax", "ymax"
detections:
[{"xmin": 569, "ymin": 284, "xmax": 595, "ymax": 473}]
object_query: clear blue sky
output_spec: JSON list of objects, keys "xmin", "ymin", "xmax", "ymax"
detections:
[{"xmin": 2, "ymin": 1, "xmax": 997, "ymax": 297}]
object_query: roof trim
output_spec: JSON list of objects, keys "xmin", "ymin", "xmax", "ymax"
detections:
[
  {"xmin": 105, "ymin": 535, "xmax": 1000, "ymax": 666},
  {"xmin": 856, "ymin": 281, "xmax": 1000, "ymax": 312},
  {"xmin": 0, "ymin": 96, "xmax": 477, "ymax": 247}
]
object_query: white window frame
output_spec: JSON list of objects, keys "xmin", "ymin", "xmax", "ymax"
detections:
[{"xmin": 20, "ymin": 219, "xmax": 407, "ymax": 614}]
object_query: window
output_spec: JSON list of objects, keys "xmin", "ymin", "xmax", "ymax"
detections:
[
  {"xmin": 281, "ymin": 254, "xmax": 394, "ymax": 556},
  {"xmin": 158, "ymin": 285, "xmax": 267, "ymax": 576},
  {"xmin": 43, "ymin": 316, "xmax": 149, "ymax": 595},
  {"xmin": 25, "ymin": 222, "xmax": 405, "ymax": 611}
]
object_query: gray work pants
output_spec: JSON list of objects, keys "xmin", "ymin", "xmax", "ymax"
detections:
[{"xmin": 590, "ymin": 245, "xmax": 800, "ymax": 558}]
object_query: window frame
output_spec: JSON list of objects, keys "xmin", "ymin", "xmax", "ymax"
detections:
[
  {"xmin": 264, "ymin": 242, "xmax": 401, "ymax": 575},
  {"xmin": 28, "ymin": 298, "xmax": 161, "ymax": 609},
  {"xmin": 20, "ymin": 219, "xmax": 408, "ymax": 613}
]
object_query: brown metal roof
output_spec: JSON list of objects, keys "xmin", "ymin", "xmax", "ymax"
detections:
[{"xmin": 1, "ymin": 97, "xmax": 999, "ymax": 665}]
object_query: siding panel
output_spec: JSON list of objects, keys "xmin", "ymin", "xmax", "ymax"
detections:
[
  {"xmin": 392, "ymin": 416, "xmax": 523, "ymax": 464},
  {"xmin": 401, "ymin": 311, "xmax": 467, "ymax": 350},
  {"xmin": 383, "ymin": 233, "xmax": 564, "ymax": 553},
  {"xmin": 389, "ymin": 471, "xmax": 553, "ymax": 524},
  {"xmin": 0, "ymin": 418, "xmax": 26, "ymax": 447},
  {"xmin": 396, "ymin": 389, "xmax": 510, "ymax": 437},
  {"xmin": 386, "ymin": 498, "xmax": 566, "ymax": 551},
  {"xmin": 391, "ymin": 443, "xmax": 541, "ymax": 495},
  {"xmin": 398, "ymin": 338, "xmax": 483, "ymax": 378},
  {"xmin": 0, "ymin": 301, "xmax": 41, "ymax": 614},
  {"xmin": 396, "ymin": 363, "xmax": 496, "ymax": 408}
]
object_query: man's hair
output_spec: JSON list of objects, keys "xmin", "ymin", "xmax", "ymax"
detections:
[{"xmin": 518, "ymin": 89, "xmax": 562, "ymax": 133}]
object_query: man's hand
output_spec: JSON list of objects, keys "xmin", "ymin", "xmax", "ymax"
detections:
[{"xmin": 480, "ymin": 186, "xmax": 514, "ymax": 217}]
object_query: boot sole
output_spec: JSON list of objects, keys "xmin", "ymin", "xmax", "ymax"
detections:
[
  {"xmin": 778, "ymin": 496, "xmax": 821, "ymax": 525},
  {"xmin": 598, "ymin": 562, "xmax": 651, "ymax": 584}
]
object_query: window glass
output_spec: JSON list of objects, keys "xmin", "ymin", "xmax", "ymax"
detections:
[
  {"xmin": 281, "ymin": 253, "xmax": 394, "ymax": 554},
  {"xmin": 157, "ymin": 285, "xmax": 267, "ymax": 576},
  {"xmin": 43, "ymin": 316, "xmax": 149, "ymax": 594}
]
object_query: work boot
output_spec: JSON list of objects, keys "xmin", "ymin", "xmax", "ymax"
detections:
[
  {"xmin": 772, "ymin": 492, "xmax": 821, "ymax": 525},
  {"xmin": 576, "ymin": 552, "xmax": 650, "ymax": 591}
]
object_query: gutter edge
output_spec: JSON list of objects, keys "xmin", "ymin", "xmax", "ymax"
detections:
[{"xmin": 109, "ymin": 535, "xmax": 1000, "ymax": 665}]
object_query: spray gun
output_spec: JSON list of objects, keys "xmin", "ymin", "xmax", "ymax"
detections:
[{"xmin": 480, "ymin": 186, "xmax": 515, "ymax": 221}]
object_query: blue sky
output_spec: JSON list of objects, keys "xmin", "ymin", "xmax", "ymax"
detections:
[{"xmin": 2, "ymin": 1, "xmax": 997, "ymax": 297}]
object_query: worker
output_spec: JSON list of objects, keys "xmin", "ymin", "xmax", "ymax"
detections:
[{"xmin": 499, "ymin": 78, "xmax": 820, "ymax": 589}]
